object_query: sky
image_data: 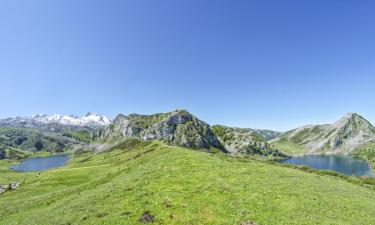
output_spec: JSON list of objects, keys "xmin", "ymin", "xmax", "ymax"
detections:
[{"xmin": 0, "ymin": 0, "xmax": 375, "ymax": 131}]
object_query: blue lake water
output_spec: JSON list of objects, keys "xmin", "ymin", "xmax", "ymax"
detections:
[
  {"xmin": 10, "ymin": 155, "xmax": 70, "ymax": 172},
  {"xmin": 280, "ymin": 154, "xmax": 374, "ymax": 177}
]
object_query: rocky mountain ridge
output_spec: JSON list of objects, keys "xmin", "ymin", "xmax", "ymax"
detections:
[
  {"xmin": 211, "ymin": 125, "xmax": 286, "ymax": 157},
  {"xmin": 97, "ymin": 109, "xmax": 285, "ymax": 157},
  {"xmin": 98, "ymin": 109, "xmax": 225, "ymax": 151},
  {"xmin": 4, "ymin": 110, "xmax": 373, "ymax": 159},
  {"xmin": 271, "ymin": 113, "xmax": 375, "ymax": 154}
]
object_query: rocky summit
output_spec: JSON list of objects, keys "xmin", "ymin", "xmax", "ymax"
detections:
[
  {"xmin": 271, "ymin": 113, "xmax": 375, "ymax": 154},
  {"xmin": 98, "ymin": 109, "xmax": 225, "ymax": 151}
]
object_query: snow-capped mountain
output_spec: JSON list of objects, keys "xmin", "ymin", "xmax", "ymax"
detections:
[{"xmin": 31, "ymin": 112, "xmax": 111, "ymax": 127}]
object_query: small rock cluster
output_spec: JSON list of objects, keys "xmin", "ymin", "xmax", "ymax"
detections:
[{"xmin": 0, "ymin": 182, "xmax": 20, "ymax": 195}]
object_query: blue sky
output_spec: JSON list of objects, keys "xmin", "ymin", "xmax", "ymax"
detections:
[{"xmin": 0, "ymin": 0, "xmax": 374, "ymax": 131}]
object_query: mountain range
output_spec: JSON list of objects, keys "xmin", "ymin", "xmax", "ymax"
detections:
[
  {"xmin": 1, "ymin": 110, "xmax": 374, "ymax": 160},
  {"xmin": 0, "ymin": 112, "xmax": 110, "ymax": 159},
  {"xmin": 2, "ymin": 112, "xmax": 111, "ymax": 128}
]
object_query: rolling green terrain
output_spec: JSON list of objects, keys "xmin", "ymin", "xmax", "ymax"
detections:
[
  {"xmin": 352, "ymin": 141, "xmax": 375, "ymax": 166},
  {"xmin": 212, "ymin": 125, "xmax": 286, "ymax": 157},
  {"xmin": 1, "ymin": 140, "xmax": 375, "ymax": 225},
  {"xmin": 270, "ymin": 139, "xmax": 307, "ymax": 155}
]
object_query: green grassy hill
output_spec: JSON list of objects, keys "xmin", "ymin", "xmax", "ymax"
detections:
[
  {"xmin": 1, "ymin": 140, "xmax": 375, "ymax": 225},
  {"xmin": 352, "ymin": 141, "xmax": 375, "ymax": 166}
]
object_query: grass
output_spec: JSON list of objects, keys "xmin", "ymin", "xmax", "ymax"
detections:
[
  {"xmin": 352, "ymin": 141, "xmax": 375, "ymax": 167},
  {"xmin": 1, "ymin": 140, "xmax": 375, "ymax": 224},
  {"xmin": 63, "ymin": 130, "xmax": 92, "ymax": 142},
  {"xmin": 271, "ymin": 139, "xmax": 308, "ymax": 155}
]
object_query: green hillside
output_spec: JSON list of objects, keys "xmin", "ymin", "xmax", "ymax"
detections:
[
  {"xmin": 352, "ymin": 141, "xmax": 375, "ymax": 166},
  {"xmin": 270, "ymin": 138, "xmax": 308, "ymax": 155},
  {"xmin": 0, "ymin": 127, "xmax": 83, "ymax": 158},
  {"xmin": 1, "ymin": 140, "xmax": 375, "ymax": 225}
]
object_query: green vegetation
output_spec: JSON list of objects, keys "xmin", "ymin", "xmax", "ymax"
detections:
[
  {"xmin": 63, "ymin": 130, "xmax": 92, "ymax": 142},
  {"xmin": 212, "ymin": 125, "xmax": 236, "ymax": 142},
  {"xmin": 271, "ymin": 139, "xmax": 307, "ymax": 155},
  {"xmin": 1, "ymin": 140, "xmax": 375, "ymax": 224},
  {"xmin": 211, "ymin": 125, "xmax": 286, "ymax": 158},
  {"xmin": 0, "ymin": 147, "xmax": 31, "ymax": 160},
  {"xmin": 352, "ymin": 141, "xmax": 375, "ymax": 166},
  {"xmin": 0, "ymin": 127, "xmax": 75, "ymax": 155},
  {"xmin": 212, "ymin": 125, "xmax": 265, "ymax": 143},
  {"xmin": 253, "ymin": 129, "xmax": 281, "ymax": 141},
  {"xmin": 126, "ymin": 112, "xmax": 169, "ymax": 130}
]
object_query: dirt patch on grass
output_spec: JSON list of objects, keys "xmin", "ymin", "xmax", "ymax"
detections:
[
  {"xmin": 96, "ymin": 212, "xmax": 108, "ymax": 218},
  {"xmin": 240, "ymin": 221, "xmax": 257, "ymax": 225},
  {"xmin": 139, "ymin": 211, "xmax": 155, "ymax": 223}
]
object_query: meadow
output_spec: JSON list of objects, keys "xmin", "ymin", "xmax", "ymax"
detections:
[{"xmin": 1, "ymin": 140, "xmax": 375, "ymax": 225}]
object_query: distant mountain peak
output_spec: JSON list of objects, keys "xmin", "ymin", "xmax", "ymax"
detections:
[
  {"xmin": 272, "ymin": 112, "xmax": 375, "ymax": 154},
  {"xmin": 340, "ymin": 112, "xmax": 362, "ymax": 121},
  {"xmin": 85, "ymin": 112, "xmax": 98, "ymax": 117},
  {"xmin": 333, "ymin": 112, "xmax": 373, "ymax": 130},
  {"xmin": 28, "ymin": 113, "xmax": 112, "ymax": 127},
  {"xmin": 32, "ymin": 113, "xmax": 48, "ymax": 118}
]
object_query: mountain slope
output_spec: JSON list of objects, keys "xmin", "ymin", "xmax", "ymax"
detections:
[
  {"xmin": 212, "ymin": 125, "xmax": 287, "ymax": 157},
  {"xmin": 271, "ymin": 113, "xmax": 375, "ymax": 155},
  {"xmin": 0, "ymin": 127, "xmax": 86, "ymax": 159},
  {"xmin": 352, "ymin": 141, "xmax": 375, "ymax": 166},
  {"xmin": 253, "ymin": 129, "xmax": 281, "ymax": 141},
  {"xmin": 1, "ymin": 140, "xmax": 375, "ymax": 224},
  {"xmin": 98, "ymin": 109, "xmax": 225, "ymax": 151},
  {"xmin": 0, "ymin": 113, "xmax": 111, "ymax": 158}
]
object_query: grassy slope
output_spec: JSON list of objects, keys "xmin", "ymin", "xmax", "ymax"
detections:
[
  {"xmin": 352, "ymin": 141, "xmax": 375, "ymax": 166},
  {"xmin": 1, "ymin": 141, "xmax": 375, "ymax": 224},
  {"xmin": 271, "ymin": 139, "xmax": 308, "ymax": 155}
]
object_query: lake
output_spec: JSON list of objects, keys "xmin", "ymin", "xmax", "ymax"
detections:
[
  {"xmin": 10, "ymin": 155, "xmax": 70, "ymax": 172},
  {"xmin": 280, "ymin": 154, "xmax": 374, "ymax": 177}
]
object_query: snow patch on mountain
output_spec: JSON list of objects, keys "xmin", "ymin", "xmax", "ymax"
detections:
[{"xmin": 31, "ymin": 113, "xmax": 111, "ymax": 127}]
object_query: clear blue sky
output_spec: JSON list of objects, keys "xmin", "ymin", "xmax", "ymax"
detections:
[{"xmin": 1, "ymin": 0, "xmax": 374, "ymax": 131}]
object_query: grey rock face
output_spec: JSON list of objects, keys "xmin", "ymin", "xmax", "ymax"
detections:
[{"xmin": 98, "ymin": 110, "xmax": 224, "ymax": 151}]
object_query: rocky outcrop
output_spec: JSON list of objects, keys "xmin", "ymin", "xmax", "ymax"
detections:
[
  {"xmin": 212, "ymin": 125, "xmax": 287, "ymax": 157},
  {"xmin": 98, "ymin": 110, "xmax": 225, "ymax": 151},
  {"xmin": 271, "ymin": 113, "xmax": 375, "ymax": 154},
  {"xmin": 0, "ymin": 182, "xmax": 20, "ymax": 195}
]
